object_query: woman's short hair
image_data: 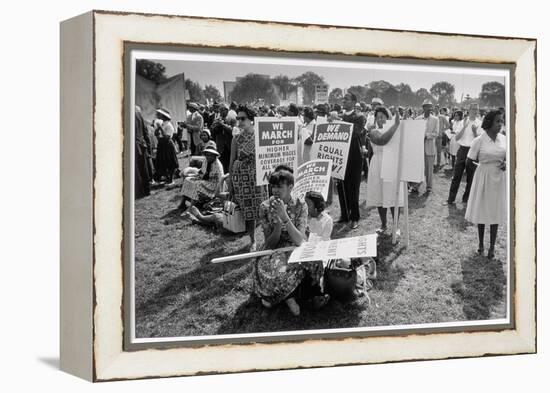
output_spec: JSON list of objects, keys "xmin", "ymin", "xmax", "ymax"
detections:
[
  {"xmin": 374, "ymin": 106, "xmax": 391, "ymax": 119},
  {"xmin": 481, "ymin": 110, "xmax": 502, "ymax": 131},
  {"xmin": 237, "ymin": 104, "xmax": 257, "ymax": 121},
  {"xmin": 274, "ymin": 164, "xmax": 294, "ymax": 174},
  {"xmin": 305, "ymin": 191, "xmax": 326, "ymax": 213},
  {"xmin": 453, "ymin": 110, "xmax": 464, "ymax": 120},
  {"xmin": 269, "ymin": 168, "xmax": 294, "ymax": 187}
]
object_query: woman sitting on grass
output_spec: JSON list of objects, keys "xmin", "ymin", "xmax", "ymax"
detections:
[
  {"xmin": 196, "ymin": 128, "xmax": 217, "ymax": 155},
  {"xmin": 178, "ymin": 146, "xmax": 224, "ymax": 214},
  {"xmin": 253, "ymin": 168, "xmax": 327, "ymax": 316}
]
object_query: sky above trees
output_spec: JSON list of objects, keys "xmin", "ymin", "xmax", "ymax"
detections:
[{"xmin": 156, "ymin": 58, "xmax": 506, "ymax": 105}]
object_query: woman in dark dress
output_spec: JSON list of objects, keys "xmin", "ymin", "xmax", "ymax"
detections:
[{"xmin": 153, "ymin": 108, "xmax": 179, "ymax": 186}]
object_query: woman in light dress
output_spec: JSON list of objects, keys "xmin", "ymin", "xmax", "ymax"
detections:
[
  {"xmin": 365, "ymin": 107, "xmax": 402, "ymax": 234},
  {"xmin": 465, "ymin": 110, "xmax": 507, "ymax": 259}
]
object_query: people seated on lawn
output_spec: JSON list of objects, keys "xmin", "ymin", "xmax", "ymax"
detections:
[
  {"xmin": 252, "ymin": 168, "xmax": 327, "ymax": 316},
  {"xmin": 178, "ymin": 146, "xmax": 224, "ymax": 215}
]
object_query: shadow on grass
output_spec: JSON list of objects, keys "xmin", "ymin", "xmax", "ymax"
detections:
[
  {"xmin": 135, "ymin": 246, "xmax": 251, "ymax": 326},
  {"xmin": 444, "ymin": 204, "xmax": 473, "ymax": 232},
  {"xmin": 216, "ymin": 289, "xmax": 365, "ymax": 335},
  {"xmin": 373, "ymin": 234, "xmax": 406, "ymax": 293},
  {"xmin": 451, "ymin": 252, "xmax": 506, "ymax": 320}
]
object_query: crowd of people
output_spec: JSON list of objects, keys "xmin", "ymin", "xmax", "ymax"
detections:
[{"xmin": 135, "ymin": 92, "xmax": 508, "ymax": 316}]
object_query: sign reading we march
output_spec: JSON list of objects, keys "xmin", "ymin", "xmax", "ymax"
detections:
[
  {"xmin": 288, "ymin": 234, "xmax": 377, "ymax": 264},
  {"xmin": 310, "ymin": 121, "xmax": 353, "ymax": 180},
  {"xmin": 291, "ymin": 159, "xmax": 332, "ymax": 201},
  {"xmin": 254, "ymin": 117, "xmax": 298, "ymax": 186}
]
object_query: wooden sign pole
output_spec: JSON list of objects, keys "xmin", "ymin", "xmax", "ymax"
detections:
[
  {"xmin": 211, "ymin": 246, "xmax": 296, "ymax": 264},
  {"xmin": 392, "ymin": 123, "xmax": 405, "ymax": 245}
]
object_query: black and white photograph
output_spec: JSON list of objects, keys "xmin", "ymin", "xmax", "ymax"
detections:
[{"xmin": 127, "ymin": 48, "xmax": 511, "ymax": 345}]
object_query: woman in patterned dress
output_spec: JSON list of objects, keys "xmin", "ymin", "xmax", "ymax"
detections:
[
  {"xmin": 253, "ymin": 169, "xmax": 325, "ymax": 316},
  {"xmin": 465, "ymin": 110, "xmax": 507, "ymax": 259},
  {"xmin": 227, "ymin": 105, "xmax": 268, "ymax": 252}
]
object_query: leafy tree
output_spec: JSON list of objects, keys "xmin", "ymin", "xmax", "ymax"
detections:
[
  {"xmin": 368, "ymin": 80, "xmax": 392, "ymax": 95},
  {"xmin": 479, "ymin": 81, "xmax": 505, "ymax": 108},
  {"xmin": 271, "ymin": 75, "xmax": 296, "ymax": 101},
  {"xmin": 382, "ymin": 85, "xmax": 399, "ymax": 106},
  {"xmin": 347, "ymin": 85, "xmax": 369, "ymax": 102},
  {"xmin": 185, "ymin": 79, "xmax": 205, "ymax": 103},
  {"xmin": 395, "ymin": 83, "xmax": 415, "ymax": 106},
  {"xmin": 430, "ymin": 81, "xmax": 456, "ymax": 107},
  {"xmin": 204, "ymin": 84, "xmax": 222, "ymax": 103},
  {"xmin": 414, "ymin": 88, "xmax": 435, "ymax": 107},
  {"xmin": 136, "ymin": 59, "xmax": 167, "ymax": 84},
  {"xmin": 293, "ymin": 71, "xmax": 326, "ymax": 105},
  {"xmin": 230, "ymin": 73, "xmax": 278, "ymax": 105},
  {"xmin": 328, "ymin": 88, "xmax": 343, "ymax": 105}
]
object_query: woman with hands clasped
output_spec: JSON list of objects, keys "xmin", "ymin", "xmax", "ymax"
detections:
[
  {"xmin": 365, "ymin": 106, "xmax": 403, "ymax": 234},
  {"xmin": 252, "ymin": 169, "xmax": 325, "ymax": 316},
  {"xmin": 464, "ymin": 110, "xmax": 507, "ymax": 259}
]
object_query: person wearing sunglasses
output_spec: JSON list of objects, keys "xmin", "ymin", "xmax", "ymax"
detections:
[{"xmin": 227, "ymin": 105, "xmax": 268, "ymax": 252}]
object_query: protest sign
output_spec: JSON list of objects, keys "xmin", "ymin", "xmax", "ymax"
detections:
[
  {"xmin": 254, "ymin": 117, "xmax": 298, "ymax": 186},
  {"xmin": 291, "ymin": 159, "xmax": 332, "ymax": 200},
  {"xmin": 380, "ymin": 119, "xmax": 426, "ymax": 183},
  {"xmin": 310, "ymin": 121, "xmax": 353, "ymax": 180},
  {"xmin": 288, "ymin": 234, "xmax": 377, "ymax": 264},
  {"xmin": 314, "ymin": 84, "xmax": 329, "ymax": 104}
]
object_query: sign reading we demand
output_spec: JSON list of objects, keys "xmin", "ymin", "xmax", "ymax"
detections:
[
  {"xmin": 310, "ymin": 121, "xmax": 353, "ymax": 180},
  {"xmin": 254, "ymin": 117, "xmax": 298, "ymax": 186}
]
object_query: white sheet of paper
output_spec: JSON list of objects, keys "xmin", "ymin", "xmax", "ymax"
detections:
[
  {"xmin": 288, "ymin": 234, "xmax": 377, "ymax": 263},
  {"xmin": 381, "ymin": 119, "xmax": 426, "ymax": 183}
]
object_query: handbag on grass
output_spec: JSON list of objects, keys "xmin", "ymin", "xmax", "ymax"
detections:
[
  {"xmin": 222, "ymin": 200, "xmax": 246, "ymax": 233},
  {"xmin": 324, "ymin": 258, "xmax": 377, "ymax": 301}
]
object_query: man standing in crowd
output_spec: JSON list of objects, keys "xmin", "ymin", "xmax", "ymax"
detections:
[
  {"xmin": 411, "ymin": 100, "xmax": 439, "ymax": 194},
  {"xmin": 436, "ymin": 107, "xmax": 450, "ymax": 170},
  {"xmin": 135, "ymin": 106, "xmax": 152, "ymax": 198},
  {"xmin": 298, "ymin": 106, "xmax": 316, "ymax": 166},
  {"xmin": 210, "ymin": 103, "xmax": 234, "ymax": 172},
  {"xmin": 445, "ymin": 103, "xmax": 481, "ymax": 205},
  {"xmin": 338, "ymin": 92, "xmax": 367, "ymax": 229},
  {"xmin": 182, "ymin": 102, "xmax": 204, "ymax": 155}
]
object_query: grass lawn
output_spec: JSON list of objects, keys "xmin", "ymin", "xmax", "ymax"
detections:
[{"xmin": 134, "ymin": 161, "xmax": 508, "ymax": 338}]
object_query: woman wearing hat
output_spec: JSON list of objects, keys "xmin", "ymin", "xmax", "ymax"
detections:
[
  {"xmin": 154, "ymin": 108, "xmax": 179, "ymax": 186},
  {"xmin": 179, "ymin": 146, "xmax": 224, "ymax": 212},
  {"xmin": 196, "ymin": 128, "xmax": 217, "ymax": 155},
  {"xmin": 227, "ymin": 105, "xmax": 268, "ymax": 252},
  {"xmin": 365, "ymin": 107, "xmax": 403, "ymax": 233}
]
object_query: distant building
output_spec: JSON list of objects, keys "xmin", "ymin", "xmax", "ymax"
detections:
[{"xmin": 223, "ymin": 81, "xmax": 236, "ymax": 103}]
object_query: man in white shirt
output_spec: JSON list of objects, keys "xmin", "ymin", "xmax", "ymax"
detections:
[
  {"xmin": 411, "ymin": 100, "xmax": 439, "ymax": 194},
  {"xmin": 445, "ymin": 103, "xmax": 481, "ymax": 204}
]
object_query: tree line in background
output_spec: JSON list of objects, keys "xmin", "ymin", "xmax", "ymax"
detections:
[{"xmin": 137, "ymin": 59, "xmax": 505, "ymax": 108}]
